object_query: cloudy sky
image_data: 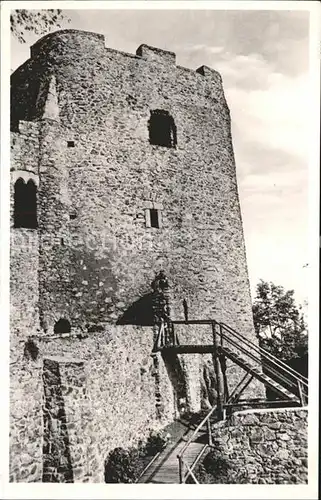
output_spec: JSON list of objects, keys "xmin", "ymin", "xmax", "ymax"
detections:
[{"xmin": 11, "ymin": 7, "xmax": 312, "ymax": 308}]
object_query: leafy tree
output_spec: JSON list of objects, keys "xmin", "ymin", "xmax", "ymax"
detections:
[
  {"xmin": 11, "ymin": 9, "xmax": 69, "ymax": 43},
  {"xmin": 252, "ymin": 280, "xmax": 308, "ymax": 361}
]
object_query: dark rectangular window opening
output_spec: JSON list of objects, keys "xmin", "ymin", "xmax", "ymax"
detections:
[
  {"xmin": 67, "ymin": 141, "xmax": 75, "ymax": 147},
  {"xmin": 150, "ymin": 209, "xmax": 159, "ymax": 228},
  {"xmin": 148, "ymin": 110, "xmax": 177, "ymax": 148}
]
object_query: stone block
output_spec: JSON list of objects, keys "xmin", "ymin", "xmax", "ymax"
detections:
[
  {"xmin": 263, "ymin": 428, "xmax": 276, "ymax": 441},
  {"xmin": 238, "ymin": 413, "xmax": 260, "ymax": 426},
  {"xmin": 249, "ymin": 428, "xmax": 264, "ymax": 445}
]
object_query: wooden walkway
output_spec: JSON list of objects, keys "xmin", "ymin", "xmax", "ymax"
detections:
[{"xmin": 137, "ymin": 429, "xmax": 207, "ymax": 484}]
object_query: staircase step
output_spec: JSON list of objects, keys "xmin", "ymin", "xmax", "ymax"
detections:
[{"xmin": 138, "ymin": 426, "xmax": 207, "ymax": 484}]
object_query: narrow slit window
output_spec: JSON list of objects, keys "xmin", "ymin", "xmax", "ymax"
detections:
[
  {"xmin": 145, "ymin": 208, "xmax": 162, "ymax": 229},
  {"xmin": 150, "ymin": 209, "xmax": 159, "ymax": 228}
]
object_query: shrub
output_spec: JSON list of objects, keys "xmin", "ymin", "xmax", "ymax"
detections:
[
  {"xmin": 104, "ymin": 447, "xmax": 141, "ymax": 483},
  {"xmin": 203, "ymin": 451, "xmax": 230, "ymax": 476},
  {"xmin": 145, "ymin": 429, "xmax": 170, "ymax": 455},
  {"xmin": 104, "ymin": 430, "xmax": 170, "ymax": 483},
  {"xmin": 192, "ymin": 450, "xmax": 231, "ymax": 484}
]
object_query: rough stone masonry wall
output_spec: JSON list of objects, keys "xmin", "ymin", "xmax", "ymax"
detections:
[
  {"xmin": 10, "ymin": 121, "xmax": 43, "ymax": 482},
  {"xmin": 34, "ymin": 31, "xmax": 252, "ymax": 333},
  {"xmin": 10, "ymin": 324, "xmax": 176, "ymax": 483},
  {"xmin": 14, "ymin": 33, "xmax": 242, "ymax": 321},
  {"xmin": 12, "ymin": 29, "xmax": 263, "ymax": 399},
  {"xmin": 210, "ymin": 407, "xmax": 308, "ymax": 484},
  {"xmin": 10, "ymin": 349, "xmax": 43, "ymax": 483},
  {"xmin": 10, "ymin": 29, "xmax": 266, "ymax": 482},
  {"xmin": 10, "ymin": 121, "xmax": 40, "ymax": 335},
  {"xmin": 33, "ymin": 325, "xmax": 174, "ymax": 483}
]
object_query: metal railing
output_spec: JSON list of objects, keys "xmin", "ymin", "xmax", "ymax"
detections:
[
  {"xmin": 221, "ymin": 322, "xmax": 308, "ymax": 384},
  {"xmin": 219, "ymin": 322, "xmax": 308, "ymax": 403},
  {"xmin": 220, "ymin": 332, "xmax": 299, "ymax": 395},
  {"xmin": 155, "ymin": 317, "xmax": 309, "ymax": 483},
  {"xmin": 134, "ymin": 451, "xmax": 161, "ymax": 483},
  {"xmin": 177, "ymin": 405, "xmax": 217, "ymax": 483},
  {"xmin": 155, "ymin": 319, "xmax": 308, "ymax": 405}
]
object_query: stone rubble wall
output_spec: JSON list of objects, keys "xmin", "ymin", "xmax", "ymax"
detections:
[
  {"xmin": 12, "ymin": 30, "xmax": 260, "ymax": 355},
  {"xmin": 180, "ymin": 353, "xmax": 202, "ymax": 413},
  {"xmin": 9, "ymin": 341, "xmax": 43, "ymax": 483},
  {"xmin": 10, "ymin": 121, "xmax": 40, "ymax": 333},
  {"xmin": 211, "ymin": 407, "xmax": 308, "ymax": 484},
  {"xmin": 12, "ymin": 28, "xmax": 264, "ymax": 399},
  {"xmin": 10, "ymin": 325, "xmax": 177, "ymax": 483},
  {"xmin": 10, "ymin": 230, "xmax": 39, "ymax": 335},
  {"xmin": 10, "ymin": 29, "xmax": 267, "ymax": 483},
  {"xmin": 42, "ymin": 359, "xmax": 75, "ymax": 483}
]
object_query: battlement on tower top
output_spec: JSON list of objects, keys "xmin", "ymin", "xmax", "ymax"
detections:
[
  {"xmin": 29, "ymin": 29, "xmax": 222, "ymax": 82},
  {"xmin": 30, "ymin": 29, "xmax": 106, "ymax": 58},
  {"xmin": 136, "ymin": 43, "xmax": 176, "ymax": 65}
]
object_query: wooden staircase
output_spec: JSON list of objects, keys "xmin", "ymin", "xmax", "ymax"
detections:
[
  {"xmin": 219, "ymin": 345, "xmax": 300, "ymax": 403},
  {"xmin": 154, "ymin": 318, "xmax": 308, "ymax": 407},
  {"xmin": 141, "ymin": 318, "xmax": 309, "ymax": 484},
  {"xmin": 161, "ymin": 344, "xmax": 301, "ymax": 402},
  {"xmin": 137, "ymin": 408, "xmax": 218, "ymax": 484},
  {"xmin": 137, "ymin": 437, "xmax": 206, "ymax": 483}
]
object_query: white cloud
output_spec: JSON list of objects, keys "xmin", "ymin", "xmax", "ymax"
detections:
[
  {"xmin": 225, "ymin": 72, "xmax": 309, "ymax": 160},
  {"xmin": 240, "ymin": 168, "xmax": 307, "ymax": 191},
  {"xmin": 184, "ymin": 44, "xmax": 225, "ymax": 55},
  {"xmin": 210, "ymin": 52, "xmax": 310, "ymax": 305},
  {"xmin": 199, "ymin": 50, "xmax": 309, "ymax": 161}
]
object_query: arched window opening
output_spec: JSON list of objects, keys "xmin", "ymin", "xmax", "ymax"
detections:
[
  {"xmin": 148, "ymin": 110, "xmax": 177, "ymax": 148},
  {"xmin": 14, "ymin": 178, "xmax": 38, "ymax": 229},
  {"xmin": 54, "ymin": 318, "xmax": 71, "ymax": 334}
]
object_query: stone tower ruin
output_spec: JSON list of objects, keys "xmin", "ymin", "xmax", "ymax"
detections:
[{"xmin": 10, "ymin": 30, "xmax": 264, "ymax": 483}]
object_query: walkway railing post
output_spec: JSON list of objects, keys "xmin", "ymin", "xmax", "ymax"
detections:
[
  {"xmin": 178, "ymin": 456, "xmax": 184, "ymax": 483},
  {"xmin": 219, "ymin": 322, "xmax": 224, "ymax": 348},
  {"xmin": 207, "ymin": 417, "xmax": 212, "ymax": 446},
  {"xmin": 171, "ymin": 322, "xmax": 175, "ymax": 346},
  {"xmin": 212, "ymin": 321, "xmax": 223, "ymax": 419},
  {"xmin": 297, "ymin": 379, "xmax": 304, "ymax": 406}
]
